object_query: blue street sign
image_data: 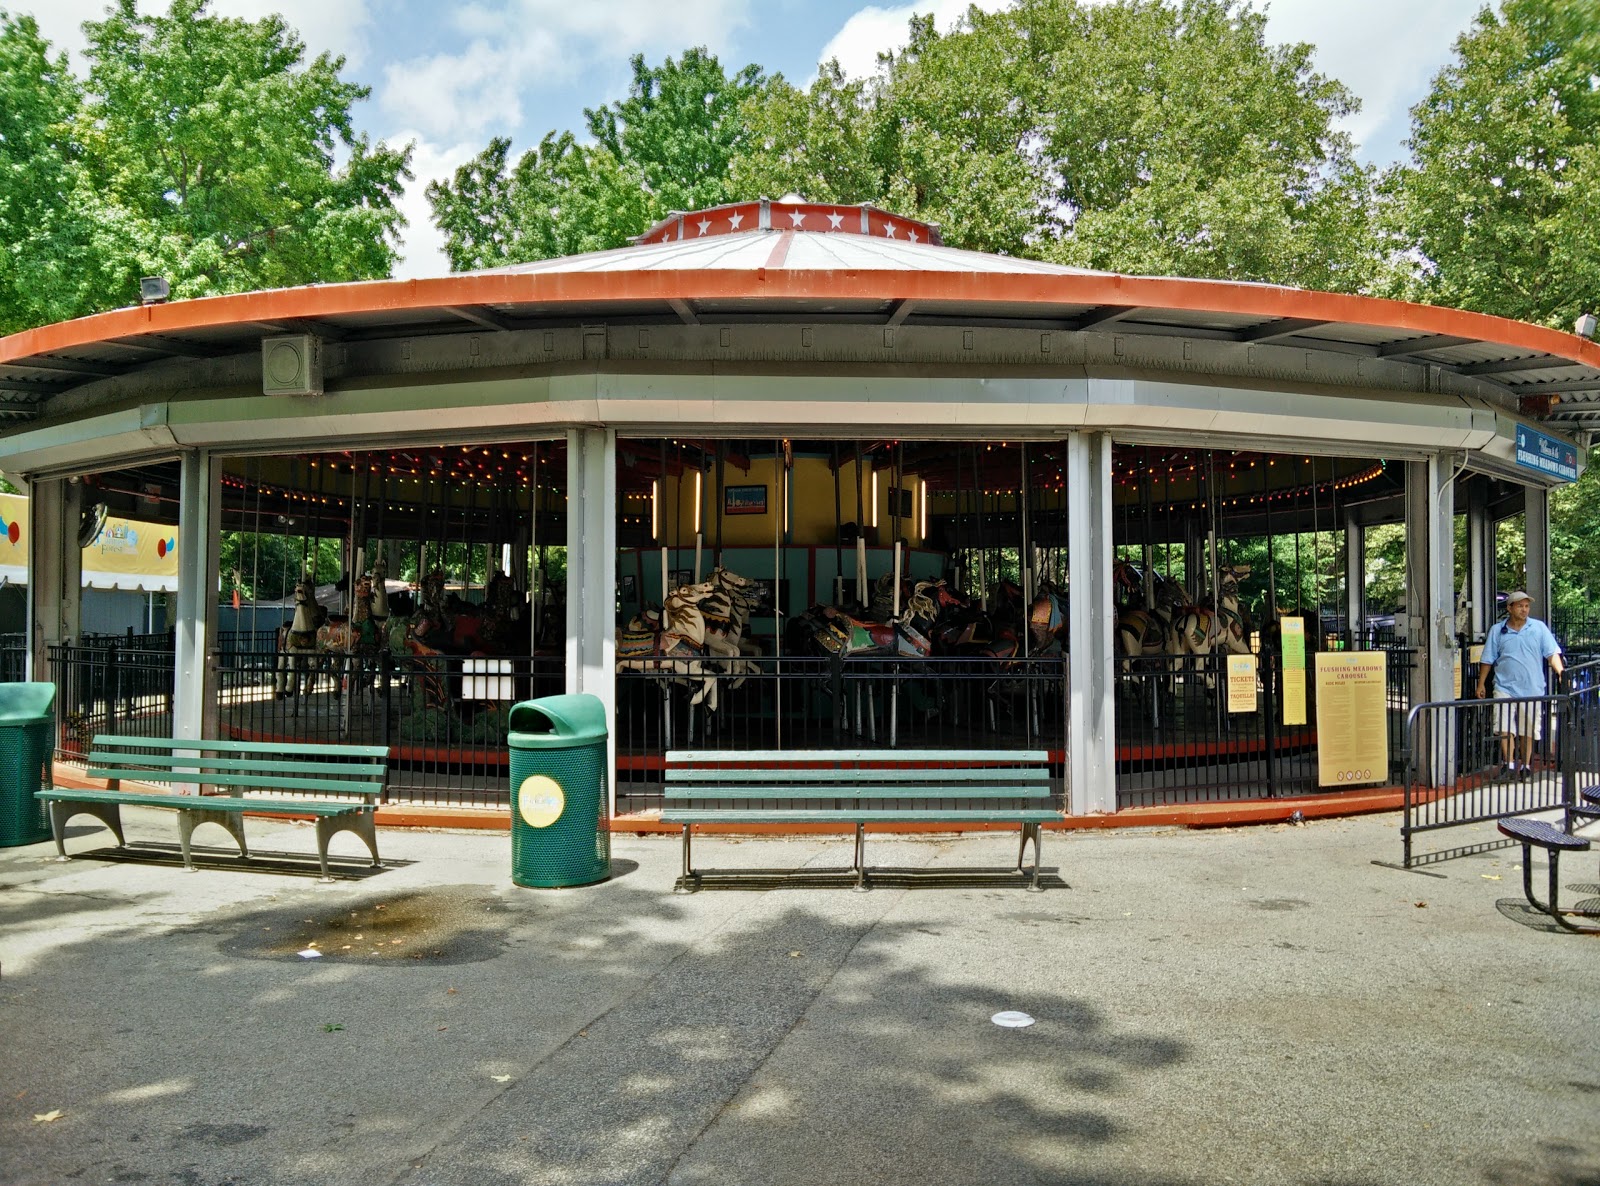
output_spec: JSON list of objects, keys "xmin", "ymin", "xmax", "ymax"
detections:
[{"xmin": 1514, "ymin": 424, "xmax": 1579, "ymax": 483}]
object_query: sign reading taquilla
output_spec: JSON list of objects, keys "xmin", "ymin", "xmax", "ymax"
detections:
[{"xmin": 1514, "ymin": 425, "xmax": 1579, "ymax": 483}]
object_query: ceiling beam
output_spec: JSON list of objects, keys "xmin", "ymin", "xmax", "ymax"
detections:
[
  {"xmin": 1233, "ymin": 318, "xmax": 1335, "ymax": 344},
  {"xmin": 1067, "ymin": 305, "xmax": 1139, "ymax": 331},
  {"xmin": 886, "ymin": 299, "xmax": 915, "ymax": 326},
  {"xmin": 667, "ymin": 298, "xmax": 700, "ymax": 326},
  {"xmin": 101, "ymin": 335, "xmax": 214, "ymax": 359},
  {"xmin": 1514, "ymin": 378, "xmax": 1600, "ymax": 397},
  {"xmin": 1458, "ymin": 355, "xmax": 1581, "ymax": 378},
  {"xmin": 0, "ymin": 357, "xmax": 120, "ymax": 378},
  {"xmin": 1376, "ymin": 333, "xmax": 1478, "ymax": 358},
  {"xmin": 443, "ymin": 305, "xmax": 515, "ymax": 332}
]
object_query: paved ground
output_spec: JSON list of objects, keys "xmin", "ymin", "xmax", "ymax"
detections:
[{"xmin": 1, "ymin": 810, "xmax": 1596, "ymax": 1186}]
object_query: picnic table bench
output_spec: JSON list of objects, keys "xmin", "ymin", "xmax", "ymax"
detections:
[
  {"xmin": 1497, "ymin": 788, "xmax": 1600, "ymax": 934},
  {"xmin": 662, "ymin": 748, "xmax": 1059, "ymax": 892},
  {"xmin": 37, "ymin": 735, "xmax": 389, "ymax": 880}
]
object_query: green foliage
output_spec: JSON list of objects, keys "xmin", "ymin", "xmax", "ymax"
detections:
[
  {"xmin": 220, "ymin": 532, "xmax": 342, "ymax": 601},
  {"xmin": 0, "ymin": 0, "xmax": 410, "ymax": 332},
  {"xmin": 1381, "ymin": 0, "xmax": 1600, "ymax": 326},
  {"xmin": 427, "ymin": 49, "xmax": 763, "ymax": 269},
  {"xmin": 733, "ymin": 0, "xmax": 1379, "ymax": 285}
]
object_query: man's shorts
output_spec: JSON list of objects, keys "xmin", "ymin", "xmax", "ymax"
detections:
[{"xmin": 1492, "ymin": 688, "xmax": 1543, "ymax": 739}]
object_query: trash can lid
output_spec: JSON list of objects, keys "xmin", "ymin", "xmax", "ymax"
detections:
[
  {"xmin": 508, "ymin": 693, "xmax": 608, "ymax": 743},
  {"xmin": 0, "ymin": 682, "xmax": 56, "ymax": 723}
]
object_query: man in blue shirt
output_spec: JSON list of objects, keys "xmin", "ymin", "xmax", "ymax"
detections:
[{"xmin": 1474, "ymin": 591, "xmax": 1564, "ymax": 780}]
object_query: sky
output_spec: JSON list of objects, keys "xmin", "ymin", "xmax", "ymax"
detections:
[{"xmin": 11, "ymin": 0, "xmax": 1489, "ymax": 280}]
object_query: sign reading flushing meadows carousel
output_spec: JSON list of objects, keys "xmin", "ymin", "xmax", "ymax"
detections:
[{"xmin": 1515, "ymin": 424, "xmax": 1579, "ymax": 483}]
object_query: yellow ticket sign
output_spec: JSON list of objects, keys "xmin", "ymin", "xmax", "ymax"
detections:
[
  {"xmin": 1227, "ymin": 654, "xmax": 1258, "ymax": 713},
  {"xmin": 1281, "ymin": 617, "xmax": 1307, "ymax": 726},
  {"xmin": 1315, "ymin": 651, "xmax": 1389, "ymax": 787}
]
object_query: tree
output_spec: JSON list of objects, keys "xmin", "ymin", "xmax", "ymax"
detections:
[
  {"xmin": 79, "ymin": 0, "xmax": 410, "ymax": 307},
  {"xmin": 1382, "ymin": 0, "xmax": 1600, "ymax": 327},
  {"xmin": 0, "ymin": 14, "xmax": 101, "ymax": 334},
  {"xmin": 732, "ymin": 0, "xmax": 1379, "ymax": 287},
  {"xmin": 428, "ymin": 49, "xmax": 763, "ymax": 269}
]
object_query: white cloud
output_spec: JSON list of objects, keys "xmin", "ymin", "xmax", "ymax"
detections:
[
  {"xmin": 378, "ymin": 0, "xmax": 750, "ymax": 144},
  {"xmin": 813, "ymin": 0, "xmax": 1485, "ymax": 166},
  {"xmin": 8, "ymin": 0, "xmax": 372, "ymax": 67},
  {"xmin": 815, "ymin": 0, "xmax": 1007, "ymax": 80},
  {"xmin": 389, "ymin": 134, "xmax": 480, "ymax": 280}
]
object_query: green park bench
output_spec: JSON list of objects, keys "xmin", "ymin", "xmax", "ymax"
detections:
[
  {"xmin": 662, "ymin": 748, "xmax": 1059, "ymax": 892},
  {"xmin": 37, "ymin": 735, "xmax": 389, "ymax": 880}
]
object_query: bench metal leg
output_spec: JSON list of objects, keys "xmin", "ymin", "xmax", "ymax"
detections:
[
  {"xmin": 47, "ymin": 800, "xmax": 126, "ymax": 860},
  {"xmin": 176, "ymin": 809, "xmax": 248, "ymax": 872},
  {"xmin": 1027, "ymin": 823, "xmax": 1044, "ymax": 893},
  {"xmin": 853, "ymin": 822, "xmax": 869, "ymax": 892},
  {"xmin": 674, "ymin": 824, "xmax": 699, "ymax": 893},
  {"xmin": 316, "ymin": 812, "xmax": 381, "ymax": 883},
  {"xmin": 1516, "ymin": 840, "xmax": 1600, "ymax": 934}
]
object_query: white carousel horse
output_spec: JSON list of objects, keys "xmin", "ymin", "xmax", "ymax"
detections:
[
  {"xmin": 369, "ymin": 547, "xmax": 391, "ymax": 635},
  {"xmin": 616, "ymin": 580, "xmax": 757, "ymax": 713},
  {"xmin": 275, "ymin": 575, "xmax": 322, "ymax": 698}
]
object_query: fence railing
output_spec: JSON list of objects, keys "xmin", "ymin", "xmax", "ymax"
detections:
[
  {"xmin": 615, "ymin": 654, "xmax": 1069, "ymax": 814},
  {"xmin": 213, "ymin": 648, "xmax": 564, "ymax": 808},
  {"xmin": 48, "ymin": 642, "xmax": 176, "ymax": 755},
  {"xmin": 1400, "ymin": 657, "xmax": 1600, "ymax": 866},
  {"xmin": 0, "ymin": 634, "xmax": 25, "ymax": 683},
  {"xmin": 1116, "ymin": 646, "xmax": 1416, "ymax": 807}
]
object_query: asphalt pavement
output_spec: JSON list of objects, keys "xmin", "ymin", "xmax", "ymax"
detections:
[{"xmin": 1, "ymin": 809, "xmax": 1596, "ymax": 1186}]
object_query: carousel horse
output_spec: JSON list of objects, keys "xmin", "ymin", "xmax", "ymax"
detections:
[
  {"xmin": 368, "ymin": 547, "xmax": 391, "ymax": 636},
  {"xmin": 616, "ymin": 582, "xmax": 756, "ymax": 712},
  {"xmin": 1169, "ymin": 564, "xmax": 1254, "ymax": 692},
  {"xmin": 403, "ymin": 570, "xmax": 458, "ymax": 710},
  {"xmin": 275, "ymin": 575, "xmax": 327, "ymax": 699},
  {"xmin": 1027, "ymin": 581, "xmax": 1071, "ymax": 654}
]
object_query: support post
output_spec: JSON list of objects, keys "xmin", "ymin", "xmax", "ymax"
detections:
[
  {"xmin": 1466, "ymin": 477, "xmax": 1493, "ymax": 639},
  {"xmin": 173, "ymin": 450, "xmax": 221, "ymax": 742},
  {"xmin": 25, "ymin": 478, "xmax": 79, "ymax": 682},
  {"xmin": 1525, "ymin": 482, "xmax": 1550, "ymax": 622},
  {"xmin": 1343, "ymin": 509, "xmax": 1365, "ymax": 646},
  {"xmin": 1067, "ymin": 431, "xmax": 1115, "ymax": 815},
  {"xmin": 1405, "ymin": 456, "xmax": 1457, "ymax": 785},
  {"xmin": 566, "ymin": 427, "xmax": 618, "ymax": 809}
]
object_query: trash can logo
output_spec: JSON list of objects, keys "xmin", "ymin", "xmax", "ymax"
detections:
[{"xmin": 518, "ymin": 775, "xmax": 565, "ymax": 828}]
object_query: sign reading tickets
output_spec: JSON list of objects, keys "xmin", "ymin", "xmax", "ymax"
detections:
[
  {"xmin": 1315, "ymin": 651, "xmax": 1388, "ymax": 787},
  {"xmin": 1281, "ymin": 617, "xmax": 1307, "ymax": 726},
  {"xmin": 518, "ymin": 774, "xmax": 566, "ymax": 828},
  {"xmin": 1227, "ymin": 654, "xmax": 1258, "ymax": 713}
]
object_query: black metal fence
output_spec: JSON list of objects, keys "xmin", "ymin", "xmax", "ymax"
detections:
[
  {"xmin": 0, "ymin": 634, "xmax": 24, "ymax": 683},
  {"xmin": 1115, "ymin": 647, "xmax": 1416, "ymax": 807},
  {"xmin": 1400, "ymin": 657, "xmax": 1600, "ymax": 867},
  {"xmin": 615, "ymin": 655, "xmax": 1069, "ymax": 813},
  {"xmin": 48, "ymin": 642, "xmax": 176, "ymax": 756},
  {"xmin": 213, "ymin": 648, "xmax": 564, "ymax": 807}
]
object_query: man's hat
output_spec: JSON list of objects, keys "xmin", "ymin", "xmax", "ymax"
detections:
[{"xmin": 1506, "ymin": 590, "xmax": 1532, "ymax": 605}]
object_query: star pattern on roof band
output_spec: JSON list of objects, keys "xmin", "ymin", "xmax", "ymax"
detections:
[
  {"xmin": 697, "ymin": 218, "xmax": 712, "ymax": 236},
  {"xmin": 728, "ymin": 212, "xmax": 744, "ymax": 230},
  {"xmin": 827, "ymin": 211, "xmax": 845, "ymax": 230},
  {"xmin": 788, "ymin": 210, "xmax": 806, "ymax": 228}
]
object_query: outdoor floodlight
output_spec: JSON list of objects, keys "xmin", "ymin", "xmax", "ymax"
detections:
[
  {"xmin": 1575, "ymin": 312, "xmax": 1598, "ymax": 339},
  {"xmin": 139, "ymin": 276, "xmax": 170, "ymax": 305}
]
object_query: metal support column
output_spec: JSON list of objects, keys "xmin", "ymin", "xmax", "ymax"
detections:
[
  {"xmin": 1466, "ymin": 477, "xmax": 1494, "ymax": 639},
  {"xmin": 25, "ymin": 477, "xmax": 79, "ymax": 682},
  {"xmin": 566, "ymin": 427, "xmax": 618, "ymax": 808},
  {"xmin": 1525, "ymin": 482, "xmax": 1550, "ymax": 620},
  {"xmin": 173, "ymin": 450, "xmax": 221, "ymax": 742},
  {"xmin": 1343, "ymin": 508, "xmax": 1364, "ymax": 646},
  {"xmin": 1067, "ymin": 431, "xmax": 1115, "ymax": 815},
  {"xmin": 1404, "ymin": 456, "xmax": 1456, "ymax": 704}
]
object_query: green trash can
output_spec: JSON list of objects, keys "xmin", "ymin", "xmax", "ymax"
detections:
[
  {"xmin": 0, "ymin": 682, "xmax": 55, "ymax": 847},
  {"xmin": 507, "ymin": 694, "xmax": 611, "ymax": 888}
]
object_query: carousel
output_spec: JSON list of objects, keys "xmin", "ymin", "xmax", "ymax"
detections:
[{"xmin": 1, "ymin": 196, "xmax": 1595, "ymax": 819}]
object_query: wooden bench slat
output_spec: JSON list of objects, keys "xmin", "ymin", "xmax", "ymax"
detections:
[
  {"xmin": 664, "ymin": 786, "xmax": 1051, "ymax": 801},
  {"xmin": 91, "ymin": 735, "xmax": 388, "ymax": 760},
  {"xmin": 664, "ymin": 809, "xmax": 1062, "ymax": 823},
  {"xmin": 665, "ymin": 767, "xmax": 1050, "ymax": 785},
  {"xmin": 88, "ymin": 768, "xmax": 381, "ymax": 797},
  {"xmin": 86, "ymin": 753, "xmax": 387, "ymax": 778},
  {"xmin": 666, "ymin": 748, "xmax": 1050, "ymax": 765},
  {"xmin": 37, "ymin": 789, "xmax": 359, "ymax": 816}
]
